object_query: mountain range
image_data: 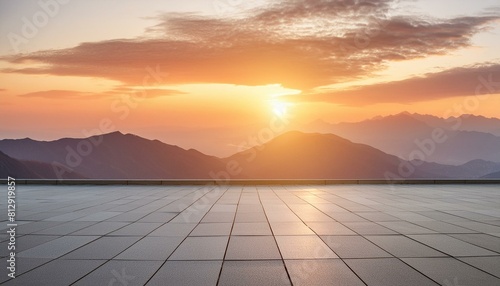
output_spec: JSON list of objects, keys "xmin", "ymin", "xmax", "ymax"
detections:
[
  {"xmin": 1, "ymin": 120, "xmax": 499, "ymax": 180},
  {"xmin": 0, "ymin": 132, "xmax": 225, "ymax": 179},
  {"xmin": 300, "ymin": 112, "xmax": 500, "ymax": 165}
]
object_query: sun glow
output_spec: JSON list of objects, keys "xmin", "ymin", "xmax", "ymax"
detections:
[{"xmin": 270, "ymin": 99, "xmax": 293, "ymax": 118}]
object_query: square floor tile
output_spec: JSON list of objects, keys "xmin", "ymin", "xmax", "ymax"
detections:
[
  {"xmin": 219, "ymin": 260, "xmax": 291, "ymax": 286},
  {"xmin": 169, "ymin": 236, "xmax": 228, "ymax": 260},
  {"xmin": 109, "ymin": 223, "xmax": 162, "ymax": 236},
  {"xmin": 458, "ymin": 256, "xmax": 500, "ymax": 278},
  {"xmin": 147, "ymin": 261, "xmax": 222, "ymax": 286},
  {"xmin": 9, "ymin": 259, "xmax": 106, "ymax": 286},
  {"xmin": 190, "ymin": 223, "xmax": 232, "ymax": 236},
  {"xmin": 148, "ymin": 223, "xmax": 196, "ymax": 237},
  {"xmin": 62, "ymin": 236, "xmax": 141, "ymax": 259},
  {"xmin": 271, "ymin": 222, "xmax": 315, "ymax": 235},
  {"xmin": 285, "ymin": 259, "xmax": 365, "ymax": 286},
  {"xmin": 403, "ymin": 257, "xmax": 500, "ymax": 285},
  {"xmin": 74, "ymin": 260, "xmax": 162, "ymax": 286},
  {"xmin": 231, "ymin": 222, "xmax": 272, "ymax": 236},
  {"xmin": 306, "ymin": 222, "xmax": 356, "ymax": 235},
  {"xmin": 345, "ymin": 258, "xmax": 439, "ymax": 286},
  {"xmin": 225, "ymin": 236, "xmax": 281, "ymax": 260},
  {"xmin": 365, "ymin": 235, "xmax": 446, "ymax": 257},
  {"xmin": 275, "ymin": 236, "xmax": 337, "ymax": 259},
  {"xmin": 322, "ymin": 236, "xmax": 391, "ymax": 258},
  {"xmin": 18, "ymin": 236, "xmax": 99, "ymax": 258},
  {"xmin": 115, "ymin": 236, "xmax": 184, "ymax": 260},
  {"xmin": 342, "ymin": 222, "xmax": 397, "ymax": 235},
  {"xmin": 408, "ymin": 234, "xmax": 497, "ymax": 257}
]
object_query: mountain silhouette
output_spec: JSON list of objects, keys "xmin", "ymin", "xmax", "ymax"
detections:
[
  {"xmin": 301, "ymin": 113, "xmax": 500, "ymax": 165},
  {"xmin": 226, "ymin": 131, "xmax": 432, "ymax": 179},
  {"xmin": 482, "ymin": 171, "xmax": 500, "ymax": 178},
  {"xmin": 0, "ymin": 132, "xmax": 225, "ymax": 179},
  {"xmin": 0, "ymin": 151, "xmax": 84, "ymax": 179},
  {"xmin": 1, "ymin": 130, "xmax": 498, "ymax": 179}
]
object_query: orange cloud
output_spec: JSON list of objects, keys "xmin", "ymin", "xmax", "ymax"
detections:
[
  {"xmin": 288, "ymin": 64, "xmax": 500, "ymax": 106},
  {"xmin": 2, "ymin": 0, "xmax": 498, "ymax": 92},
  {"xmin": 18, "ymin": 88, "xmax": 185, "ymax": 99}
]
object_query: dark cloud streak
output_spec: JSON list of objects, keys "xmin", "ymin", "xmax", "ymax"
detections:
[{"xmin": 287, "ymin": 63, "xmax": 500, "ymax": 106}]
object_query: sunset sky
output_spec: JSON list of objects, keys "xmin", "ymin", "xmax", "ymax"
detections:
[{"xmin": 1, "ymin": 0, "xmax": 500, "ymax": 156}]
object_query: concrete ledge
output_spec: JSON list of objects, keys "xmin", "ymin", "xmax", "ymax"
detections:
[{"xmin": 0, "ymin": 179, "xmax": 499, "ymax": 185}]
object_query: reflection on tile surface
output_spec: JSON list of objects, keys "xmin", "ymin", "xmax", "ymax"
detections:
[{"xmin": 3, "ymin": 184, "xmax": 499, "ymax": 285}]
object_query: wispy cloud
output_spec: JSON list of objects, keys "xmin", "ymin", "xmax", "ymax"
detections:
[
  {"xmin": 18, "ymin": 90, "xmax": 93, "ymax": 99},
  {"xmin": 287, "ymin": 63, "xmax": 500, "ymax": 106},
  {"xmin": 18, "ymin": 88, "xmax": 184, "ymax": 99},
  {"xmin": 2, "ymin": 0, "xmax": 499, "ymax": 94}
]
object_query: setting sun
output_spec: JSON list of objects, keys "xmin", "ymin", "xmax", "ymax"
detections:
[{"xmin": 270, "ymin": 99, "xmax": 292, "ymax": 118}]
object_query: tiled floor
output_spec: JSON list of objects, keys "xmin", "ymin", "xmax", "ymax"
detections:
[{"xmin": 1, "ymin": 184, "xmax": 500, "ymax": 285}]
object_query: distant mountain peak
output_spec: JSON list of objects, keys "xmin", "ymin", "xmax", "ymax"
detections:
[
  {"xmin": 101, "ymin": 131, "xmax": 124, "ymax": 137},
  {"xmin": 396, "ymin": 111, "xmax": 412, "ymax": 116}
]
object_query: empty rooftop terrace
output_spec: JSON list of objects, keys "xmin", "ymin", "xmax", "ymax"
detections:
[{"xmin": 1, "ymin": 184, "xmax": 500, "ymax": 285}]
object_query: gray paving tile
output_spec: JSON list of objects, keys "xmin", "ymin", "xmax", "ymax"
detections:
[
  {"xmin": 235, "ymin": 212, "xmax": 268, "ymax": 222},
  {"xmin": 201, "ymin": 212, "xmax": 235, "ymax": 223},
  {"xmin": 385, "ymin": 211, "xmax": 435, "ymax": 222},
  {"xmin": 275, "ymin": 236, "xmax": 338, "ymax": 259},
  {"xmin": 408, "ymin": 234, "xmax": 497, "ymax": 257},
  {"xmin": 0, "ymin": 258, "xmax": 51, "ymax": 284},
  {"xmin": 62, "ymin": 236, "xmax": 141, "ymax": 259},
  {"xmin": 403, "ymin": 257, "xmax": 500, "ymax": 286},
  {"xmin": 137, "ymin": 212, "xmax": 177, "ymax": 223},
  {"xmin": 327, "ymin": 212, "xmax": 367, "ymax": 222},
  {"xmin": 306, "ymin": 222, "xmax": 356, "ymax": 235},
  {"xmin": 33, "ymin": 221, "xmax": 96, "ymax": 235},
  {"xmin": 286, "ymin": 259, "xmax": 365, "ymax": 286},
  {"xmin": 356, "ymin": 212, "xmax": 400, "ymax": 222},
  {"xmin": 226, "ymin": 236, "xmax": 281, "ymax": 260},
  {"xmin": 115, "ymin": 236, "xmax": 184, "ymax": 260},
  {"xmin": 147, "ymin": 261, "xmax": 222, "ymax": 286},
  {"xmin": 377, "ymin": 221, "xmax": 437, "ymax": 234},
  {"xmin": 16, "ymin": 221, "xmax": 64, "ymax": 234},
  {"xmin": 345, "ymin": 258, "xmax": 439, "ymax": 286},
  {"xmin": 322, "ymin": 236, "xmax": 392, "ymax": 258},
  {"xmin": 74, "ymin": 260, "xmax": 162, "ymax": 286},
  {"xmin": 416, "ymin": 211, "xmax": 469, "ymax": 222},
  {"xmin": 169, "ymin": 236, "xmax": 228, "ymax": 260},
  {"xmin": 271, "ymin": 222, "xmax": 315, "ymax": 235},
  {"xmin": 365, "ymin": 235, "xmax": 446, "ymax": 257},
  {"xmin": 76, "ymin": 211, "xmax": 122, "ymax": 221},
  {"xmin": 293, "ymin": 210, "xmax": 335, "ymax": 222},
  {"xmin": 0, "ymin": 235, "xmax": 59, "ymax": 257},
  {"xmin": 455, "ymin": 221, "xmax": 500, "ymax": 233},
  {"xmin": 6, "ymin": 259, "xmax": 105, "ymax": 286},
  {"xmin": 449, "ymin": 233, "xmax": 500, "ymax": 253},
  {"xmin": 148, "ymin": 223, "xmax": 197, "ymax": 237},
  {"xmin": 109, "ymin": 222, "xmax": 162, "ymax": 236},
  {"xmin": 72, "ymin": 221, "xmax": 130, "ymax": 235},
  {"xmin": 231, "ymin": 222, "xmax": 272, "ymax": 236},
  {"xmin": 210, "ymin": 204, "xmax": 238, "ymax": 212},
  {"xmin": 459, "ymin": 256, "xmax": 500, "ymax": 278},
  {"xmin": 105, "ymin": 212, "xmax": 147, "ymax": 222},
  {"xmin": 43, "ymin": 212, "xmax": 89, "ymax": 222},
  {"xmin": 5, "ymin": 184, "xmax": 500, "ymax": 285},
  {"xmin": 412, "ymin": 220, "xmax": 478, "ymax": 233},
  {"xmin": 445, "ymin": 210, "xmax": 499, "ymax": 221},
  {"xmin": 190, "ymin": 223, "xmax": 232, "ymax": 236},
  {"xmin": 342, "ymin": 222, "xmax": 398, "ymax": 235},
  {"xmin": 219, "ymin": 260, "xmax": 291, "ymax": 286},
  {"xmin": 17, "ymin": 236, "xmax": 99, "ymax": 258}
]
